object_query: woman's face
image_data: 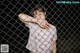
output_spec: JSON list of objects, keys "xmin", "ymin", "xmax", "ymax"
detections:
[{"xmin": 33, "ymin": 10, "xmax": 46, "ymax": 20}]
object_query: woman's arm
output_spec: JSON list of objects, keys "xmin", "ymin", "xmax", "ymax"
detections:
[
  {"xmin": 18, "ymin": 13, "xmax": 49, "ymax": 28},
  {"xmin": 53, "ymin": 41, "xmax": 56, "ymax": 53},
  {"xmin": 18, "ymin": 13, "xmax": 37, "ymax": 25}
]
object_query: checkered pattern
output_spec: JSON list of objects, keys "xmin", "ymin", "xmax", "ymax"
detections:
[
  {"xmin": 26, "ymin": 23, "xmax": 57, "ymax": 53},
  {"xmin": 0, "ymin": 0, "xmax": 80, "ymax": 53}
]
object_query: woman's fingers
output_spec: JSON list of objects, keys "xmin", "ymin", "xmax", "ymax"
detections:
[
  {"xmin": 41, "ymin": 23, "xmax": 49, "ymax": 29},
  {"xmin": 37, "ymin": 19, "xmax": 50, "ymax": 29},
  {"xmin": 45, "ymin": 24, "xmax": 49, "ymax": 29}
]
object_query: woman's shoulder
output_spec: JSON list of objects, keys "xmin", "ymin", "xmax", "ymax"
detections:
[{"xmin": 49, "ymin": 24, "xmax": 56, "ymax": 29}]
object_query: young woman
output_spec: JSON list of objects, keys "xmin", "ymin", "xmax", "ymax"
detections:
[{"xmin": 18, "ymin": 5, "xmax": 57, "ymax": 53}]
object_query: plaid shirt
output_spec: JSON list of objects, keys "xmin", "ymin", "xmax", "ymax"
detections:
[{"xmin": 26, "ymin": 23, "xmax": 57, "ymax": 53}]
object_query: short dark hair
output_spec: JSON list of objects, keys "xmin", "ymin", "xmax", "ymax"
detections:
[
  {"xmin": 32, "ymin": 5, "xmax": 46, "ymax": 16},
  {"xmin": 34, "ymin": 5, "xmax": 46, "ymax": 12}
]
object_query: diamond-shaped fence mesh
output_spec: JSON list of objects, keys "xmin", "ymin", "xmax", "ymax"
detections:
[{"xmin": 0, "ymin": 0, "xmax": 80, "ymax": 53}]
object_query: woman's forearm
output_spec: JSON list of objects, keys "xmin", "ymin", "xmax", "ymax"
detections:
[
  {"xmin": 53, "ymin": 41, "xmax": 56, "ymax": 53},
  {"xmin": 18, "ymin": 13, "xmax": 49, "ymax": 29},
  {"xmin": 18, "ymin": 13, "xmax": 37, "ymax": 23}
]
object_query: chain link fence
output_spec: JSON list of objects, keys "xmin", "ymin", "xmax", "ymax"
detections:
[{"xmin": 0, "ymin": 0, "xmax": 80, "ymax": 53}]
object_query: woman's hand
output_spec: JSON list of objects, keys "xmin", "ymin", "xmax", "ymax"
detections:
[{"xmin": 36, "ymin": 19, "xmax": 50, "ymax": 29}]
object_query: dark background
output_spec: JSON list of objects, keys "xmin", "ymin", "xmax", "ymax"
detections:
[{"xmin": 0, "ymin": 0, "xmax": 80, "ymax": 53}]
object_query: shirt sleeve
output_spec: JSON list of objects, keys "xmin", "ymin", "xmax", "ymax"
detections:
[
  {"xmin": 52, "ymin": 26, "xmax": 57, "ymax": 41},
  {"xmin": 25, "ymin": 22, "xmax": 31, "ymax": 28}
]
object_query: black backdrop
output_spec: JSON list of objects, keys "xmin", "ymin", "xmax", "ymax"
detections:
[{"xmin": 0, "ymin": 0, "xmax": 80, "ymax": 53}]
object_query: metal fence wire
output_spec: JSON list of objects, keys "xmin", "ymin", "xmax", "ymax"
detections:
[{"xmin": 0, "ymin": 0, "xmax": 80, "ymax": 53}]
